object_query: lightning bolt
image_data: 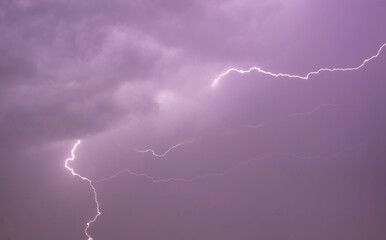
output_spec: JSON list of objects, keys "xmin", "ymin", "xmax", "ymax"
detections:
[
  {"xmin": 134, "ymin": 140, "xmax": 194, "ymax": 157},
  {"xmin": 63, "ymin": 41, "xmax": 384, "ymax": 237},
  {"xmin": 211, "ymin": 43, "xmax": 386, "ymax": 87},
  {"xmin": 95, "ymin": 142, "xmax": 362, "ymax": 184},
  {"xmin": 284, "ymin": 103, "xmax": 338, "ymax": 118},
  {"xmin": 245, "ymin": 122, "xmax": 266, "ymax": 129},
  {"xmin": 93, "ymin": 152, "xmax": 286, "ymax": 183},
  {"xmin": 64, "ymin": 140, "xmax": 101, "ymax": 240},
  {"xmin": 65, "ymin": 138, "xmax": 363, "ymax": 238},
  {"xmin": 245, "ymin": 103, "xmax": 338, "ymax": 129}
]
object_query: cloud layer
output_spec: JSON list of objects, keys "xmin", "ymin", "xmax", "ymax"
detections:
[{"xmin": 1, "ymin": 0, "xmax": 385, "ymax": 239}]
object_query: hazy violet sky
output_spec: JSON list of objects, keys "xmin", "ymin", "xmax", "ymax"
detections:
[{"xmin": 1, "ymin": 0, "xmax": 386, "ymax": 239}]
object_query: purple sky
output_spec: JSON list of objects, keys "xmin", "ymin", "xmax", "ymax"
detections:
[{"xmin": 1, "ymin": 0, "xmax": 386, "ymax": 239}]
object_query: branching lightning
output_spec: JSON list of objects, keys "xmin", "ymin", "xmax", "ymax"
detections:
[
  {"xmin": 134, "ymin": 140, "xmax": 194, "ymax": 157},
  {"xmin": 246, "ymin": 103, "xmax": 338, "ymax": 129},
  {"xmin": 64, "ymin": 140, "xmax": 101, "ymax": 240},
  {"xmin": 65, "ymin": 137, "xmax": 363, "ymax": 238},
  {"xmin": 245, "ymin": 122, "xmax": 266, "ymax": 129},
  {"xmin": 63, "ymin": 40, "xmax": 385, "ymax": 238},
  {"xmin": 93, "ymin": 152, "xmax": 297, "ymax": 183},
  {"xmin": 284, "ymin": 103, "xmax": 338, "ymax": 119},
  {"xmin": 211, "ymin": 43, "xmax": 386, "ymax": 87},
  {"xmin": 94, "ymin": 142, "xmax": 362, "ymax": 184}
]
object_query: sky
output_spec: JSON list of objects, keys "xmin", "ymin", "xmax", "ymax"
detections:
[{"xmin": 1, "ymin": 0, "xmax": 386, "ymax": 239}]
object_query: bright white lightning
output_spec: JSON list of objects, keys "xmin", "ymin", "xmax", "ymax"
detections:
[
  {"xmin": 211, "ymin": 43, "xmax": 386, "ymax": 87},
  {"xmin": 62, "ymin": 40, "xmax": 384, "ymax": 237},
  {"xmin": 64, "ymin": 138, "xmax": 362, "ymax": 240},
  {"xmin": 134, "ymin": 140, "xmax": 194, "ymax": 157},
  {"xmin": 64, "ymin": 140, "xmax": 101, "ymax": 240}
]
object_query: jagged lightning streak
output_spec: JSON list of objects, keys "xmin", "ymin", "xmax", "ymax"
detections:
[
  {"xmin": 134, "ymin": 140, "xmax": 194, "ymax": 157},
  {"xmin": 64, "ymin": 140, "xmax": 100, "ymax": 240},
  {"xmin": 65, "ymin": 138, "xmax": 362, "ymax": 240},
  {"xmin": 284, "ymin": 103, "xmax": 338, "ymax": 119},
  {"xmin": 63, "ymin": 41, "xmax": 384, "ymax": 237},
  {"xmin": 245, "ymin": 122, "xmax": 266, "ymax": 129},
  {"xmin": 245, "ymin": 103, "xmax": 338, "ymax": 129},
  {"xmin": 95, "ymin": 142, "xmax": 362, "ymax": 184},
  {"xmin": 212, "ymin": 43, "xmax": 386, "ymax": 87}
]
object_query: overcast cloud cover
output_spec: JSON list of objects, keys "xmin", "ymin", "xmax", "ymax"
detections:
[{"xmin": 1, "ymin": 0, "xmax": 386, "ymax": 239}]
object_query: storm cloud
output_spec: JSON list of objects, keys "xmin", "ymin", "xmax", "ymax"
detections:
[{"xmin": 1, "ymin": 0, "xmax": 385, "ymax": 239}]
